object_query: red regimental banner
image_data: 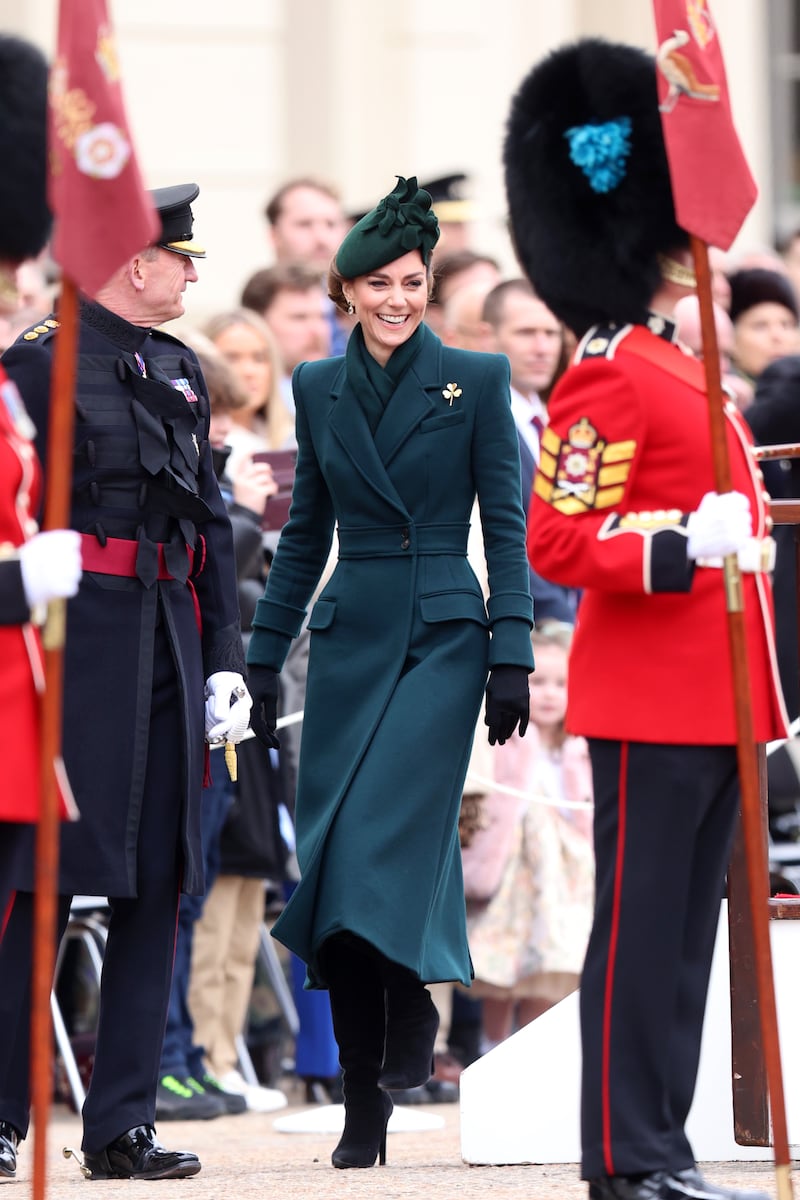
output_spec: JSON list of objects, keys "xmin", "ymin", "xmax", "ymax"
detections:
[
  {"xmin": 653, "ymin": 0, "xmax": 757, "ymax": 249},
  {"xmin": 48, "ymin": 0, "xmax": 158, "ymax": 294}
]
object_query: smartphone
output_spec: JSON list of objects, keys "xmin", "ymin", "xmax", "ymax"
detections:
[{"xmin": 251, "ymin": 449, "xmax": 297, "ymax": 531}]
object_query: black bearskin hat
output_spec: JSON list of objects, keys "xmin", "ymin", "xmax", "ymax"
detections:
[
  {"xmin": 504, "ymin": 38, "xmax": 688, "ymax": 337},
  {"xmin": 0, "ymin": 35, "xmax": 52, "ymax": 265}
]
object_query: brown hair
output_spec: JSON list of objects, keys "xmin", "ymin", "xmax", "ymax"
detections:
[
  {"xmin": 481, "ymin": 278, "xmax": 535, "ymax": 330},
  {"xmin": 240, "ymin": 263, "xmax": 325, "ymax": 316},
  {"xmin": 264, "ymin": 177, "xmax": 342, "ymax": 227},
  {"xmin": 430, "ymin": 249, "xmax": 500, "ymax": 306}
]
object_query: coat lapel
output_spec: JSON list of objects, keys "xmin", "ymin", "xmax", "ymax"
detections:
[
  {"xmin": 374, "ymin": 326, "xmax": 442, "ymax": 465},
  {"xmin": 328, "ymin": 362, "xmax": 410, "ymax": 517},
  {"xmin": 327, "ymin": 326, "xmax": 447, "ymax": 514}
]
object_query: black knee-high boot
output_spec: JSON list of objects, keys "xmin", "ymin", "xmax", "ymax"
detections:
[
  {"xmin": 377, "ymin": 956, "xmax": 439, "ymax": 1091},
  {"xmin": 319, "ymin": 934, "xmax": 393, "ymax": 1169}
]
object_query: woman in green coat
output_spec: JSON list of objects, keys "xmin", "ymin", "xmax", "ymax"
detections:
[{"xmin": 247, "ymin": 176, "xmax": 533, "ymax": 1168}]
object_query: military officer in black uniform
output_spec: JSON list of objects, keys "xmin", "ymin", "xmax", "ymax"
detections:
[{"xmin": 0, "ymin": 184, "xmax": 251, "ymax": 1181}]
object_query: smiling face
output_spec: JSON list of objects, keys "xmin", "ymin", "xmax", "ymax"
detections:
[{"xmin": 343, "ymin": 250, "xmax": 429, "ymax": 366}]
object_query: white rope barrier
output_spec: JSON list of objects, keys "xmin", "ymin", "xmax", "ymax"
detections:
[
  {"xmin": 221, "ymin": 709, "xmax": 800, "ymax": 812},
  {"xmin": 463, "ymin": 769, "xmax": 593, "ymax": 811}
]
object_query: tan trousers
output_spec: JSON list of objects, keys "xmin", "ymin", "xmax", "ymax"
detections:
[
  {"xmin": 188, "ymin": 874, "xmax": 265, "ymax": 1079},
  {"xmin": 428, "ymin": 981, "xmax": 453, "ymax": 1056}
]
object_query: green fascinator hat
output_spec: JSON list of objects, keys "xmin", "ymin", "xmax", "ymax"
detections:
[{"xmin": 335, "ymin": 175, "xmax": 440, "ymax": 278}]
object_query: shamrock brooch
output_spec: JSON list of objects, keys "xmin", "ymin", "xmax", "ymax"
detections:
[{"xmin": 442, "ymin": 382, "xmax": 462, "ymax": 406}]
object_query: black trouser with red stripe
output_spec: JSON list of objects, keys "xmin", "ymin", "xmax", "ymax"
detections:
[{"xmin": 580, "ymin": 740, "xmax": 739, "ymax": 1181}]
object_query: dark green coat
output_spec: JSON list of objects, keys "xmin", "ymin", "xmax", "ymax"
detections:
[{"xmin": 247, "ymin": 325, "xmax": 533, "ymax": 986}]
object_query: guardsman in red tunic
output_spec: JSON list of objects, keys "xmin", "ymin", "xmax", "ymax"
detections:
[
  {"xmin": 0, "ymin": 31, "xmax": 82, "ymax": 1183},
  {"xmin": 504, "ymin": 39, "xmax": 787, "ymax": 1200},
  {"xmin": 0, "ymin": 364, "xmax": 80, "ymax": 831}
]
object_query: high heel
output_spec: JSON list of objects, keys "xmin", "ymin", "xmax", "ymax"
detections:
[
  {"xmin": 319, "ymin": 934, "xmax": 392, "ymax": 1170},
  {"xmin": 331, "ymin": 1090, "xmax": 393, "ymax": 1169},
  {"xmin": 379, "ymin": 984, "xmax": 439, "ymax": 1090}
]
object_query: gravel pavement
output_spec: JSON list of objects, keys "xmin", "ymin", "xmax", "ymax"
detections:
[{"xmin": 10, "ymin": 1090, "xmax": 782, "ymax": 1200}]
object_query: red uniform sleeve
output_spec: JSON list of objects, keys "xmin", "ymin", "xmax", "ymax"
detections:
[{"xmin": 527, "ymin": 357, "xmax": 694, "ymax": 595}]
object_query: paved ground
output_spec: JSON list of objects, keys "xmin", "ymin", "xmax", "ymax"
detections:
[{"xmin": 9, "ymin": 1088, "xmax": 784, "ymax": 1200}]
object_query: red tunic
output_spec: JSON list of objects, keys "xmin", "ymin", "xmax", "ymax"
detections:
[
  {"xmin": 0, "ymin": 363, "xmax": 74, "ymax": 821},
  {"xmin": 528, "ymin": 323, "xmax": 788, "ymax": 746}
]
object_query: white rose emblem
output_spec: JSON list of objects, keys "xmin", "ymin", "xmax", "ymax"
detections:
[{"xmin": 74, "ymin": 122, "xmax": 131, "ymax": 180}]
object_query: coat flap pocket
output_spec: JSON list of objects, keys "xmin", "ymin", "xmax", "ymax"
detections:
[
  {"xmin": 419, "ymin": 589, "xmax": 487, "ymax": 625},
  {"xmin": 308, "ymin": 598, "xmax": 337, "ymax": 630},
  {"xmin": 419, "ymin": 409, "xmax": 466, "ymax": 434}
]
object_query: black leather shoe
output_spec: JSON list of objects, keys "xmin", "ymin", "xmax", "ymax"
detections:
[
  {"xmin": 0, "ymin": 1122, "xmax": 19, "ymax": 1179},
  {"xmin": 668, "ymin": 1167, "xmax": 771, "ymax": 1200},
  {"xmin": 589, "ymin": 1170, "xmax": 772, "ymax": 1200},
  {"xmin": 82, "ymin": 1125, "xmax": 200, "ymax": 1180}
]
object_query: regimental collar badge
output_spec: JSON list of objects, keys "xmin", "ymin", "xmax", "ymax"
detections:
[{"xmin": 646, "ymin": 311, "xmax": 679, "ymax": 343}]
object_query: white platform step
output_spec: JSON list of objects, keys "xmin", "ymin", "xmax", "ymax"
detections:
[{"xmin": 460, "ymin": 900, "xmax": 800, "ymax": 1164}]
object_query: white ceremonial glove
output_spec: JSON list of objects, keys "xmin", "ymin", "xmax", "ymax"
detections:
[
  {"xmin": 19, "ymin": 529, "xmax": 82, "ymax": 609},
  {"xmin": 204, "ymin": 671, "xmax": 253, "ymax": 745},
  {"xmin": 686, "ymin": 491, "xmax": 752, "ymax": 560}
]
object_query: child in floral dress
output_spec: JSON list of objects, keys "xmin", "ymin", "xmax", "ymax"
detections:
[{"xmin": 463, "ymin": 622, "xmax": 594, "ymax": 1049}]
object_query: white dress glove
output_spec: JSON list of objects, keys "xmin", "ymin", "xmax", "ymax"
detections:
[
  {"xmin": 686, "ymin": 491, "xmax": 752, "ymax": 560},
  {"xmin": 204, "ymin": 671, "xmax": 253, "ymax": 745},
  {"xmin": 19, "ymin": 529, "xmax": 82, "ymax": 609}
]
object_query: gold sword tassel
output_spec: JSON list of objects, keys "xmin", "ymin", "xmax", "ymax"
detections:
[{"xmin": 224, "ymin": 741, "xmax": 238, "ymax": 782}]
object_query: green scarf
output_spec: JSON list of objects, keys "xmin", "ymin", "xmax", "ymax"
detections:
[{"xmin": 345, "ymin": 322, "xmax": 427, "ymax": 434}]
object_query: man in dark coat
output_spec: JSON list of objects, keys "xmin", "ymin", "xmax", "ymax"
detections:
[{"xmin": 0, "ymin": 185, "xmax": 251, "ymax": 1181}]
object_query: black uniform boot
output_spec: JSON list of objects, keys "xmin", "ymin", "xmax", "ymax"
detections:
[{"xmin": 319, "ymin": 933, "xmax": 393, "ymax": 1169}]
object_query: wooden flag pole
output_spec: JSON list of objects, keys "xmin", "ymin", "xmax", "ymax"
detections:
[
  {"xmin": 31, "ymin": 276, "xmax": 79, "ymax": 1200},
  {"xmin": 691, "ymin": 236, "xmax": 793, "ymax": 1200}
]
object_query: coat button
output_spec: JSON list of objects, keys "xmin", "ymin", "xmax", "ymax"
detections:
[{"xmin": 401, "ymin": 526, "xmax": 410, "ymax": 550}]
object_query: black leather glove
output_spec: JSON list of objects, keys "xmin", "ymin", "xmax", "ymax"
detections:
[
  {"xmin": 247, "ymin": 663, "xmax": 281, "ymax": 749},
  {"xmin": 484, "ymin": 665, "xmax": 530, "ymax": 746}
]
